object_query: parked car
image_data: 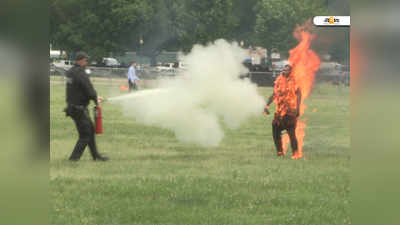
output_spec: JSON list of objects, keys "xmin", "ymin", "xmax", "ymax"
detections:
[
  {"xmin": 51, "ymin": 59, "xmax": 74, "ymax": 71},
  {"xmin": 271, "ymin": 60, "xmax": 289, "ymax": 72},
  {"xmin": 155, "ymin": 63, "xmax": 175, "ymax": 72},
  {"xmin": 102, "ymin": 58, "xmax": 121, "ymax": 67},
  {"xmin": 91, "ymin": 58, "xmax": 121, "ymax": 67}
]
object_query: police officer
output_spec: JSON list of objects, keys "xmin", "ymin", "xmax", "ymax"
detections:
[{"xmin": 64, "ymin": 51, "xmax": 109, "ymax": 161}]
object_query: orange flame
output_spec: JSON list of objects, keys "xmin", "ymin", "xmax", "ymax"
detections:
[
  {"xmin": 120, "ymin": 84, "xmax": 129, "ymax": 91},
  {"xmin": 280, "ymin": 21, "xmax": 321, "ymax": 159}
]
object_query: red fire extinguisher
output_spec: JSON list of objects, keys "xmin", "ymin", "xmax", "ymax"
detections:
[{"xmin": 94, "ymin": 105, "xmax": 103, "ymax": 134}]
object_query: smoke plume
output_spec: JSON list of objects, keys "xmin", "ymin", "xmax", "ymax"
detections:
[{"xmin": 111, "ymin": 39, "xmax": 265, "ymax": 147}]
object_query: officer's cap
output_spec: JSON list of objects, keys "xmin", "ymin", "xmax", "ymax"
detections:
[{"xmin": 75, "ymin": 51, "xmax": 89, "ymax": 61}]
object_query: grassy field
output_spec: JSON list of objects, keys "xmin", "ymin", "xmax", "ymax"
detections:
[{"xmin": 50, "ymin": 78, "xmax": 349, "ymax": 225}]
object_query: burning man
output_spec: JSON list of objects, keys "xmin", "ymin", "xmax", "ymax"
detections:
[{"xmin": 264, "ymin": 64, "xmax": 302, "ymax": 158}]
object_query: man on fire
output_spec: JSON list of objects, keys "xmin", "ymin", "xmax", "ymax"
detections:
[{"xmin": 264, "ymin": 64, "xmax": 302, "ymax": 159}]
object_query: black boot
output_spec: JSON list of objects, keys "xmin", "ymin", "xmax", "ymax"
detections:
[
  {"xmin": 69, "ymin": 157, "xmax": 80, "ymax": 162},
  {"xmin": 94, "ymin": 155, "xmax": 109, "ymax": 161}
]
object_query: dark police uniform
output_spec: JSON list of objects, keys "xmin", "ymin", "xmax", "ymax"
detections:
[{"xmin": 64, "ymin": 53, "xmax": 108, "ymax": 161}]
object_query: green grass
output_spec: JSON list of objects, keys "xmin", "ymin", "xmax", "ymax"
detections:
[{"xmin": 51, "ymin": 79, "xmax": 349, "ymax": 225}]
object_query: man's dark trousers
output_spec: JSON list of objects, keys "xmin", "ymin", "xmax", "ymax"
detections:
[
  {"xmin": 272, "ymin": 114, "xmax": 298, "ymax": 155},
  {"xmin": 128, "ymin": 80, "xmax": 137, "ymax": 92},
  {"xmin": 69, "ymin": 107, "xmax": 101, "ymax": 160}
]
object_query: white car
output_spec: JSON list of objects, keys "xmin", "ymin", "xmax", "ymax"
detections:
[
  {"xmin": 52, "ymin": 59, "xmax": 74, "ymax": 71},
  {"xmin": 155, "ymin": 63, "xmax": 175, "ymax": 72},
  {"xmin": 102, "ymin": 58, "xmax": 120, "ymax": 67},
  {"xmin": 272, "ymin": 60, "xmax": 289, "ymax": 72}
]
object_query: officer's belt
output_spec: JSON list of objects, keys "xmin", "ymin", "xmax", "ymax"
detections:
[{"xmin": 68, "ymin": 104, "xmax": 86, "ymax": 111}]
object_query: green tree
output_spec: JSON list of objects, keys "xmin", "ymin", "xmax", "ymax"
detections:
[
  {"xmin": 254, "ymin": 0, "xmax": 327, "ymax": 61},
  {"xmin": 232, "ymin": 0, "xmax": 259, "ymax": 46},
  {"xmin": 175, "ymin": 0, "xmax": 238, "ymax": 51},
  {"xmin": 138, "ymin": 0, "xmax": 184, "ymax": 65},
  {"xmin": 50, "ymin": 0, "xmax": 153, "ymax": 61}
]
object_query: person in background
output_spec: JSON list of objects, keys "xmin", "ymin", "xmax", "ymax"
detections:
[{"xmin": 127, "ymin": 61, "xmax": 140, "ymax": 91}]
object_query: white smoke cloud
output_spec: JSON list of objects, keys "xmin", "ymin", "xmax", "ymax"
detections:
[{"xmin": 111, "ymin": 39, "xmax": 265, "ymax": 147}]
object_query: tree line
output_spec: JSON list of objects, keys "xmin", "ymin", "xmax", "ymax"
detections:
[{"xmin": 51, "ymin": 0, "xmax": 341, "ymax": 63}]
